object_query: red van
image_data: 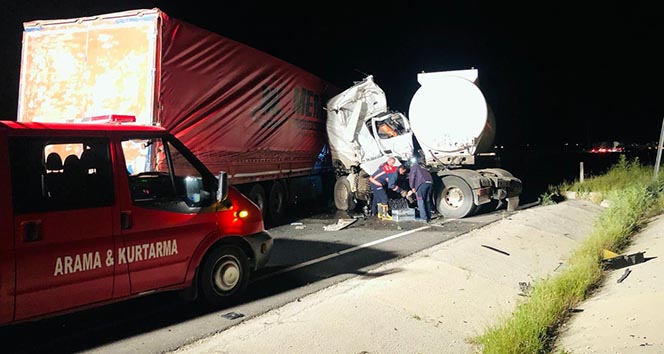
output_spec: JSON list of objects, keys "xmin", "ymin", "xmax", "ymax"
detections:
[{"xmin": 0, "ymin": 119, "xmax": 272, "ymax": 325}]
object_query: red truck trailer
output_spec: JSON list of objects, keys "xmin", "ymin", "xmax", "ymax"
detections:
[{"xmin": 18, "ymin": 8, "xmax": 338, "ymax": 224}]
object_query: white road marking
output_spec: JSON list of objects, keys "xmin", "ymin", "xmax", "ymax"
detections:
[{"xmin": 254, "ymin": 225, "xmax": 431, "ymax": 281}]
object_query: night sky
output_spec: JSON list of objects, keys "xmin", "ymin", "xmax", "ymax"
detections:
[{"xmin": 2, "ymin": 1, "xmax": 662, "ymax": 147}]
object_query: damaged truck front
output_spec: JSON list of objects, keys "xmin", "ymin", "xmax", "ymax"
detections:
[
  {"xmin": 326, "ymin": 70, "xmax": 522, "ymax": 219},
  {"xmin": 326, "ymin": 76, "xmax": 414, "ymax": 212}
]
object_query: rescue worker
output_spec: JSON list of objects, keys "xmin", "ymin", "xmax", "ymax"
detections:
[
  {"xmin": 369, "ymin": 157, "xmax": 398, "ymax": 220},
  {"xmin": 388, "ymin": 165, "xmax": 410, "ymax": 198},
  {"xmin": 408, "ymin": 160, "xmax": 434, "ymax": 221},
  {"xmin": 381, "ymin": 156, "xmax": 397, "ymax": 174},
  {"xmin": 369, "ymin": 166, "xmax": 390, "ymax": 220}
]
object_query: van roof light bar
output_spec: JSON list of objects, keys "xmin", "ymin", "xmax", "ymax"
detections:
[{"xmin": 86, "ymin": 114, "xmax": 137, "ymax": 123}]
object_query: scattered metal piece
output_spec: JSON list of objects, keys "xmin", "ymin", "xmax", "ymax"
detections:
[
  {"xmin": 290, "ymin": 222, "xmax": 303, "ymax": 226},
  {"xmin": 481, "ymin": 244, "xmax": 510, "ymax": 256},
  {"xmin": 553, "ymin": 262, "xmax": 564, "ymax": 272},
  {"xmin": 323, "ymin": 218, "xmax": 357, "ymax": 231},
  {"xmin": 221, "ymin": 311, "xmax": 245, "ymax": 320},
  {"xmin": 518, "ymin": 281, "xmax": 532, "ymax": 296},
  {"xmin": 603, "ymin": 251, "xmax": 645, "ymax": 270},
  {"xmin": 617, "ymin": 268, "xmax": 632, "ymax": 283}
]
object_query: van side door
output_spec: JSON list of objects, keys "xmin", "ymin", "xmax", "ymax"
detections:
[
  {"xmin": 116, "ymin": 135, "xmax": 219, "ymax": 294},
  {"xmin": 10, "ymin": 136, "xmax": 117, "ymax": 321}
]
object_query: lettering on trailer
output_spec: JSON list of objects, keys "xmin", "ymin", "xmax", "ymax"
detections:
[
  {"xmin": 292, "ymin": 87, "xmax": 322, "ymax": 119},
  {"xmin": 249, "ymin": 85, "xmax": 325, "ymax": 140},
  {"xmin": 53, "ymin": 239, "xmax": 179, "ymax": 276},
  {"xmin": 251, "ymin": 85, "xmax": 284, "ymax": 119},
  {"xmin": 251, "ymin": 85, "xmax": 323, "ymax": 120}
]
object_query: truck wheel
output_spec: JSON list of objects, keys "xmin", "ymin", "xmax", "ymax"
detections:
[
  {"xmin": 334, "ymin": 178, "xmax": 356, "ymax": 211},
  {"xmin": 200, "ymin": 245, "xmax": 249, "ymax": 307},
  {"xmin": 248, "ymin": 184, "xmax": 267, "ymax": 218},
  {"xmin": 436, "ymin": 175, "xmax": 477, "ymax": 218},
  {"xmin": 268, "ymin": 181, "xmax": 286, "ymax": 224}
]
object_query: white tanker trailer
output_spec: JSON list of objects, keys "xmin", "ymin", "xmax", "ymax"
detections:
[{"xmin": 326, "ymin": 69, "xmax": 522, "ymax": 219}]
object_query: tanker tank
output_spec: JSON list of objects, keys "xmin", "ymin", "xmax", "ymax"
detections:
[{"xmin": 408, "ymin": 69, "xmax": 495, "ymax": 166}]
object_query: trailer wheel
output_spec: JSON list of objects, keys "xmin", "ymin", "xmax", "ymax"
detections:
[
  {"xmin": 268, "ymin": 181, "xmax": 286, "ymax": 224},
  {"xmin": 200, "ymin": 245, "xmax": 249, "ymax": 307},
  {"xmin": 436, "ymin": 175, "xmax": 477, "ymax": 219},
  {"xmin": 334, "ymin": 178, "xmax": 356, "ymax": 211},
  {"xmin": 248, "ymin": 184, "xmax": 267, "ymax": 218}
]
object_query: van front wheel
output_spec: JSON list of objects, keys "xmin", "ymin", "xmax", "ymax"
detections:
[{"xmin": 200, "ymin": 245, "xmax": 249, "ymax": 307}]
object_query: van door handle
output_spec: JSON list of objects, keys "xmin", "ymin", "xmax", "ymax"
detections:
[
  {"xmin": 22, "ymin": 220, "xmax": 42, "ymax": 242},
  {"xmin": 120, "ymin": 211, "xmax": 132, "ymax": 230}
]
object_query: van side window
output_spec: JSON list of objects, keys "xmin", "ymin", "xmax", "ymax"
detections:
[
  {"xmin": 122, "ymin": 137, "xmax": 213, "ymax": 209},
  {"xmin": 9, "ymin": 137, "xmax": 114, "ymax": 213}
]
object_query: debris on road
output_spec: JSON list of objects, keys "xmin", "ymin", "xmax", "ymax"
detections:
[
  {"xmin": 553, "ymin": 262, "xmax": 564, "ymax": 272},
  {"xmin": 518, "ymin": 281, "xmax": 532, "ymax": 296},
  {"xmin": 481, "ymin": 244, "xmax": 510, "ymax": 256},
  {"xmin": 290, "ymin": 222, "xmax": 306, "ymax": 230},
  {"xmin": 221, "ymin": 312, "xmax": 245, "ymax": 320},
  {"xmin": 617, "ymin": 268, "xmax": 632, "ymax": 283},
  {"xmin": 323, "ymin": 218, "xmax": 357, "ymax": 231},
  {"xmin": 602, "ymin": 250, "xmax": 645, "ymax": 269}
]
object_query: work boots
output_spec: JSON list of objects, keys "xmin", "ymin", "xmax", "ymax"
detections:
[{"xmin": 376, "ymin": 203, "xmax": 392, "ymax": 221}]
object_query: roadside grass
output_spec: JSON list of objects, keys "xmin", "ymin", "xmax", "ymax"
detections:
[{"xmin": 477, "ymin": 156, "xmax": 664, "ymax": 354}]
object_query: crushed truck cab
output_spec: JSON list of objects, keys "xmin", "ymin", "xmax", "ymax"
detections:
[
  {"xmin": 326, "ymin": 70, "xmax": 522, "ymax": 218},
  {"xmin": 326, "ymin": 75, "xmax": 414, "ymax": 210},
  {"xmin": 0, "ymin": 119, "xmax": 272, "ymax": 325}
]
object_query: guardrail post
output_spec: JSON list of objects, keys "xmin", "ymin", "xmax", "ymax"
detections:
[{"xmin": 655, "ymin": 116, "xmax": 664, "ymax": 179}]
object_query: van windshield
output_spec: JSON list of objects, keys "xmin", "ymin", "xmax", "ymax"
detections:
[{"xmin": 121, "ymin": 137, "xmax": 215, "ymax": 208}]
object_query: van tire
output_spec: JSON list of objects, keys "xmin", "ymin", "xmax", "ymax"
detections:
[{"xmin": 199, "ymin": 245, "xmax": 249, "ymax": 307}]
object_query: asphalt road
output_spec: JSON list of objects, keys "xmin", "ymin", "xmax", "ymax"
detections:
[{"xmin": 0, "ymin": 207, "xmax": 512, "ymax": 354}]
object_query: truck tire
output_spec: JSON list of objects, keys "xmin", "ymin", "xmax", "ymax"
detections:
[
  {"xmin": 436, "ymin": 175, "xmax": 477, "ymax": 219},
  {"xmin": 200, "ymin": 245, "xmax": 249, "ymax": 307},
  {"xmin": 268, "ymin": 181, "xmax": 286, "ymax": 224},
  {"xmin": 334, "ymin": 177, "xmax": 356, "ymax": 211},
  {"xmin": 248, "ymin": 184, "xmax": 267, "ymax": 218}
]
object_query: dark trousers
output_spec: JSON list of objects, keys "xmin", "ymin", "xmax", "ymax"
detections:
[
  {"xmin": 416, "ymin": 182, "xmax": 433, "ymax": 220},
  {"xmin": 371, "ymin": 185, "xmax": 388, "ymax": 214}
]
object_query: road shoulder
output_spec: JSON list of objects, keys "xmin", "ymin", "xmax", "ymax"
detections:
[{"xmin": 169, "ymin": 200, "xmax": 604, "ymax": 354}]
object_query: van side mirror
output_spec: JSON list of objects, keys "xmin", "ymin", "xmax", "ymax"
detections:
[{"xmin": 217, "ymin": 171, "xmax": 229, "ymax": 202}]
